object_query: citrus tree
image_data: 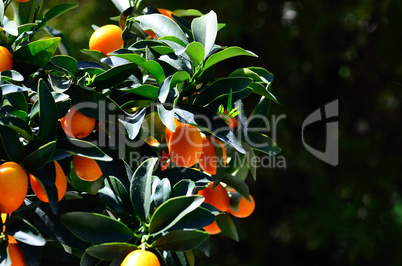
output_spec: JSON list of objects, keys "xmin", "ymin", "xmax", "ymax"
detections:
[{"xmin": 0, "ymin": 0, "xmax": 280, "ymax": 265}]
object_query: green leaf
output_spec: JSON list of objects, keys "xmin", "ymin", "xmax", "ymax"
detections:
[
  {"xmin": 248, "ymin": 82, "xmax": 278, "ymax": 104},
  {"xmin": 61, "ymin": 212, "xmax": 134, "ymax": 243},
  {"xmin": 194, "ymin": 77, "xmax": 252, "ymax": 107},
  {"xmin": 7, "ymin": 217, "xmax": 46, "ymax": 246},
  {"xmin": 119, "ymin": 108, "xmax": 146, "ymax": 140},
  {"xmin": 156, "ymin": 168, "xmax": 214, "ymax": 188},
  {"xmin": 203, "ymin": 46, "xmax": 258, "ymax": 71},
  {"xmin": 183, "ymin": 42, "xmax": 205, "ymax": 67},
  {"xmin": 152, "ymin": 177, "xmax": 171, "ymax": 208},
  {"xmin": 0, "ymin": 84, "xmax": 32, "ymax": 95},
  {"xmin": 86, "ymin": 243, "xmax": 137, "ymax": 260},
  {"xmin": 49, "ymin": 55, "xmax": 78, "ymax": 77},
  {"xmin": 216, "ymin": 214, "xmax": 238, "ymax": 241},
  {"xmin": 168, "ymin": 206, "xmax": 215, "ymax": 232},
  {"xmin": 23, "ymin": 141, "xmax": 56, "ymax": 172},
  {"xmin": 130, "ymin": 158, "xmax": 159, "ymax": 222},
  {"xmin": 3, "ymin": 21, "xmax": 18, "ymax": 36},
  {"xmin": 99, "ymin": 176, "xmax": 134, "ymax": 217},
  {"xmin": 56, "ymin": 139, "xmax": 113, "ymax": 161},
  {"xmin": 192, "ymin": 11, "xmax": 217, "ymax": 59},
  {"xmin": 113, "ymin": 54, "xmax": 165, "ymax": 84},
  {"xmin": 242, "ymin": 131, "xmax": 281, "ymax": 156},
  {"xmin": 149, "ymin": 195, "xmax": 205, "ymax": 235},
  {"xmin": 153, "ymin": 230, "xmax": 209, "ymax": 251},
  {"xmin": 248, "ymin": 96, "xmax": 272, "ymax": 128},
  {"xmin": 173, "ymin": 9, "xmax": 204, "ymax": 17},
  {"xmin": 38, "ymin": 3, "xmax": 78, "ymax": 28},
  {"xmin": 242, "ymin": 141, "xmax": 257, "ymax": 180},
  {"xmin": 14, "ymin": 37, "xmax": 61, "ymax": 68},
  {"xmin": 0, "ymin": 126, "xmax": 24, "ymax": 162},
  {"xmin": 221, "ymin": 174, "xmax": 250, "ymax": 201},
  {"xmin": 135, "ymin": 14, "xmax": 189, "ymax": 45},
  {"xmin": 119, "ymin": 84, "xmax": 159, "ymax": 101},
  {"xmin": 0, "ymin": 117, "xmax": 32, "ymax": 141},
  {"xmin": 38, "ymin": 79, "xmax": 58, "ymax": 142},
  {"xmin": 0, "ymin": 70, "xmax": 24, "ymax": 82},
  {"xmin": 90, "ymin": 63, "xmax": 137, "ymax": 89}
]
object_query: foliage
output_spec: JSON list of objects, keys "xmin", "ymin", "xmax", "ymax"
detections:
[{"xmin": 0, "ymin": 0, "xmax": 280, "ymax": 265}]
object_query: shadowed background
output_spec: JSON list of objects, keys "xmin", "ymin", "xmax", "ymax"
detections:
[{"xmin": 35, "ymin": 0, "xmax": 402, "ymax": 265}]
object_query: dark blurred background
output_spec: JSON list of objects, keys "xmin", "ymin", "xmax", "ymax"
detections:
[{"xmin": 40, "ymin": 0, "xmax": 402, "ymax": 265}]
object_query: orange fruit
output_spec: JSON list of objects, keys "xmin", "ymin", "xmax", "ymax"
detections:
[
  {"xmin": 0, "ymin": 162, "xmax": 28, "ymax": 214},
  {"xmin": 203, "ymin": 220, "xmax": 221, "ymax": 235},
  {"xmin": 168, "ymin": 122, "xmax": 203, "ymax": 168},
  {"xmin": 89, "ymin": 24, "xmax": 124, "ymax": 55},
  {"xmin": 29, "ymin": 161, "xmax": 67, "ymax": 203},
  {"xmin": 121, "ymin": 249, "xmax": 160, "ymax": 266},
  {"xmin": 2, "ymin": 213, "xmax": 7, "ymax": 232},
  {"xmin": 7, "ymin": 236, "xmax": 26, "ymax": 266},
  {"xmin": 73, "ymin": 156, "xmax": 103, "ymax": 182},
  {"xmin": 61, "ymin": 107, "xmax": 96, "ymax": 138},
  {"xmin": 199, "ymin": 136, "xmax": 227, "ymax": 175},
  {"xmin": 228, "ymin": 190, "xmax": 256, "ymax": 218},
  {"xmin": 158, "ymin": 8, "xmax": 176, "ymax": 20},
  {"xmin": 0, "ymin": 46, "xmax": 13, "ymax": 72},
  {"xmin": 221, "ymin": 110, "xmax": 238, "ymax": 129},
  {"xmin": 197, "ymin": 183, "xmax": 230, "ymax": 212}
]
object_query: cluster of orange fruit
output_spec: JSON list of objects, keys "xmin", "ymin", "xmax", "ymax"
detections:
[{"xmin": 1, "ymin": 213, "xmax": 26, "ymax": 265}]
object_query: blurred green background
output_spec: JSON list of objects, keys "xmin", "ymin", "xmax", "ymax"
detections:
[{"xmin": 30, "ymin": 0, "xmax": 402, "ymax": 265}]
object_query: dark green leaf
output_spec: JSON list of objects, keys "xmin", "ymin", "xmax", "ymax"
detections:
[
  {"xmin": 216, "ymin": 214, "xmax": 238, "ymax": 241},
  {"xmin": 221, "ymin": 174, "xmax": 250, "ymax": 201},
  {"xmin": 56, "ymin": 138, "xmax": 113, "ymax": 161},
  {"xmin": 90, "ymin": 63, "xmax": 137, "ymax": 89},
  {"xmin": 86, "ymin": 243, "xmax": 137, "ymax": 260},
  {"xmin": 0, "ymin": 126, "xmax": 24, "ymax": 162},
  {"xmin": 61, "ymin": 212, "xmax": 134, "ymax": 243},
  {"xmin": 99, "ymin": 176, "xmax": 135, "ymax": 217},
  {"xmin": 118, "ymin": 108, "xmax": 146, "ymax": 140},
  {"xmin": 241, "ymin": 141, "xmax": 257, "ymax": 180},
  {"xmin": 0, "ymin": 70, "xmax": 24, "ymax": 82},
  {"xmin": 23, "ymin": 141, "xmax": 56, "ymax": 172},
  {"xmin": 119, "ymin": 84, "xmax": 159, "ymax": 101},
  {"xmin": 38, "ymin": 79, "xmax": 58, "ymax": 142},
  {"xmin": 149, "ymin": 195, "xmax": 205, "ymax": 235},
  {"xmin": 155, "ymin": 167, "xmax": 214, "ymax": 188},
  {"xmin": 153, "ymin": 230, "xmax": 209, "ymax": 251},
  {"xmin": 0, "ymin": 116, "xmax": 32, "ymax": 141},
  {"xmin": 168, "ymin": 207, "xmax": 215, "ymax": 232},
  {"xmin": 7, "ymin": 217, "xmax": 46, "ymax": 246},
  {"xmin": 50, "ymin": 55, "xmax": 78, "ymax": 77},
  {"xmin": 130, "ymin": 157, "xmax": 159, "ymax": 222},
  {"xmin": 241, "ymin": 131, "xmax": 281, "ymax": 156},
  {"xmin": 152, "ymin": 177, "xmax": 171, "ymax": 208}
]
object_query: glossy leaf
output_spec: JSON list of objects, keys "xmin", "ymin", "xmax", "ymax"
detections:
[
  {"xmin": 130, "ymin": 157, "xmax": 159, "ymax": 222},
  {"xmin": 86, "ymin": 243, "xmax": 137, "ymax": 260},
  {"xmin": 119, "ymin": 84, "xmax": 159, "ymax": 101},
  {"xmin": 14, "ymin": 37, "xmax": 61, "ymax": 67},
  {"xmin": 38, "ymin": 79, "xmax": 58, "ymax": 142},
  {"xmin": 61, "ymin": 212, "xmax": 134, "ymax": 243},
  {"xmin": 39, "ymin": 3, "xmax": 78, "ymax": 28},
  {"xmin": 23, "ymin": 141, "xmax": 56, "ymax": 172},
  {"xmin": 49, "ymin": 55, "xmax": 78, "ymax": 77},
  {"xmin": 0, "ymin": 126, "xmax": 23, "ymax": 162},
  {"xmin": 203, "ymin": 46, "xmax": 258, "ymax": 71},
  {"xmin": 149, "ymin": 195, "xmax": 205, "ymax": 235},
  {"xmin": 153, "ymin": 230, "xmax": 209, "ymax": 251},
  {"xmin": 118, "ymin": 108, "xmax": 146, "ymax": 140},
  {"xmin": 136, "ymin": 14, "xmax": 189, "ymax": 45},
  {"xmin": 192, "ymin": 11, "xmax": 217, "ymax": 59},
  {"xmin": 242, "ymin": 131, "xmax": 281, "ymax": 156},
  {"xmin": 56, "ymin": 139, "xmax": 113, "ymax": 161},
  {"xmin": 90, "ymin": 63, "xmax": 137, "ymax": 89},
  {"xmin": 155, "ymin": 167, "xmax": 214, "ymax": 187},
  {"xmin": 113, "ymin": 53, "xmax": 166, "ymax": 84},
  {"xmin": 7, "ymin": 217, "xmax": 46, "ymax": 246},
  {"xmin": 216, "ymin": 214, "xmax": 239, "ymax": 241}
]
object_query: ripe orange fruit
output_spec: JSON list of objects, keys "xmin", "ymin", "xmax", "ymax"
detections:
[
  {"xmin": 199, "ymin": 136, "xmax": 227, "ymax": 175},
  {"xmin": 29, "ymin": 161, "xmax": 67, "ymax": 203},
  {"xmin": 61, "ymin": 107, "xmax": 96, "ymax": 139},
  {"xmin": 228, "ymin": 190, "xmax": 256, "ymax": 218},
  {"xmin": 0, "ymin": 46, "xmax": 13, "ymax": 72},
  {"xmin": 73, "ymin": 156, "xmax": 103, "ymax": 182},
  {"xmin": 0, "ymin": 162, "xmax": 28, "ymax": 214},
  {"xmin": 121, "ymin": 249, "xmax": 160, "ymax": 266},
  {"xmin": 221, "ymin": 110, "xmax": 238, "ymax": 129},
  {"xmin": 168, "ymin": 122, "xmax": 203, "ymax": 168},
  {"xmin": 203, "ymin": 219, "xmax": 221, "ymax": 235},
  {"xmin": 197, "ymin": 183, "xmax": 230, "ymax": 212},
  {"xmin": 7, "ymin": 236, "xmax": 26, "ymax": 266},
  {"xmin": 2, "ymin": 213, "xmax": 7, "ymax": 232},
  {"xmin": 89, "ymin": 24, "xmax": 124, "ymax": 55},
  {"xmin": 158, "ymin": 8, "xmax": 176, "ymax": 20}
]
